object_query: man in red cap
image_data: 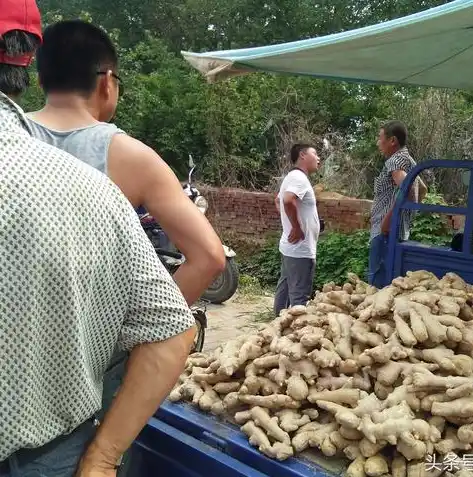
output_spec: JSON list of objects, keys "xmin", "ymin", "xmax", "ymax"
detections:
[
  {"xmin": 0, "ymin": 0, "xmax": 41, "ymax": 72},
  {"xmin": 0, "ymin": 2, "xmax": 196, "ymax": 476}
]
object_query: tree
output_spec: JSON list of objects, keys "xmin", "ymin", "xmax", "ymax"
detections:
[{"xmin": 30, "ymin": 0, "xmax": 468, "ymax": 193}]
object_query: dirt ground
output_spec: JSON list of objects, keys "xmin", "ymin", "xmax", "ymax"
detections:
[{"xmin": 203, "ymin": 293, "xmax": 274, "ymax": 352}]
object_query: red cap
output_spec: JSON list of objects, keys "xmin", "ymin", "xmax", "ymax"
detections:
[{"xmin": 0, "ymin": 0, "xmax": 42, "ymax": 66}]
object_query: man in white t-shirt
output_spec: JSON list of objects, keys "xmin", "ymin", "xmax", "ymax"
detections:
[{"xmin": 274, "ymin": 143, "xmax": 321, "ymax": 315}]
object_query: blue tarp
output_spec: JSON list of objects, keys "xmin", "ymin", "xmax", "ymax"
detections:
[{"xmin": 181, "ymin": 0, "xmax": 473, "ymax": 89}]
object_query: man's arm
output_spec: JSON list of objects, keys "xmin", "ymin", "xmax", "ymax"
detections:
[
  {"xmin": 275, "ymin": 193, "xmax": 280, "ymax": 213},
  {"xmin": 418, "ymin": 176, "xmax": 428, "ymax": 202},
  {"xmin": 76, "ymin": 331, "xmax": 195, "ymax": 476},
  {"xmin": 380, "ymin": 169, "xmax": 426, "ymax": 234},
  {"xmin": 283, "ymin": 192, "xmax": 304, "ymax": 243},
  {"xmin": 108, "ymin": 135, "xmax": 225, "ymax": 305},
  {"xmin": 77, "ymin": 212, "xmax": 197, "ymax": 476}
]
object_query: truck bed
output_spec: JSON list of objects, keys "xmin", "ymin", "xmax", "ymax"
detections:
[
  {"xmin": 131, "ymin": 401, "xmax": 349, "ymax": 477},
  {"xmin": 131, "ymin": 159, "xmax": 473, "ymax": 476}
]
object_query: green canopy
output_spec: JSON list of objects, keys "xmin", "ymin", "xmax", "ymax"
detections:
[{"xmin": 181, "ymin": 0, "xmax": 473, "ymax": 89}]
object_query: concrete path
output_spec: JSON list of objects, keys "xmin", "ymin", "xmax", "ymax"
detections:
[{"xmin": 203, "ymin": 294, "xmax": 274, "ymax": 352}]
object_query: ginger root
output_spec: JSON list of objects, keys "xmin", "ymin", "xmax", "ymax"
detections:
[
  {"xmin": 276, "ymin": 410, "xmax": 311, "ymax": 432},
  {"xmin": 286, "ymin": 374, "xmax": 309, "ymax": 401},
  {"xmin": 364, "ymin": 455, "xmax": 389, "ymax": 477},
  {"xmin": 169, "ymin": 271, "xmax": 473, "ymax": 465},
  {"xmin": 308, "ymin": 388, "xmax": 363, "ymax": 406},
  {"xmin": 241, "ymin": 420, "xmax": 294, "ymax": 460},
  {"xmin": 239, "ymin": 394, "xmax": 300, "ymax": 409},
  {"xmin": 250, "ymin": 406, "xmax": 291, "ymax": 444},
  {"xmin": 346, "ymin": 456, "xmax": 367, "ymax": 477}
]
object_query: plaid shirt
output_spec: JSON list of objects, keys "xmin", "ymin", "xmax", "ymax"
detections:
[{"xmin": 370, "ymin": 147, "xmax": 417, "ymax": 240}]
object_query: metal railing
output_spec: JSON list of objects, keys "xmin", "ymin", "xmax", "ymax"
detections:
[{"xmin": 385, "ymin": 159, "xmax": 473, "ymax": 281}]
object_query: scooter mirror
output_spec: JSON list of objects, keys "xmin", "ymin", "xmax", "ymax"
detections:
[{"xmin": 188, "ymin": 154, "xmax": 195, "ymax": 168}]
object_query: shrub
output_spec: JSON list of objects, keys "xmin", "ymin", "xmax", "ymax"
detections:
[
  {"xmin": 241, "ymin": 193, "xmax": 453, "ymax": 292},
  {"xmin": 314, "ymin": 230, "xmax": 370, "ymax": 289},
  {"xmin": 239, "ymin": 236, "xmax": 281, "ymax": 287},
  {"xmin": 240, "ymin": 231, "xmax": 370, "ymax": 290},
  {"xmin": 409, "ymin": 192, "xmax": 452, "ymax": 246}
]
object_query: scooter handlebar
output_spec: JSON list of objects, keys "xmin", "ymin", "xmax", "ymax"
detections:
[{"xmin": 155, "ymin": 248, "xmax": 184, "ymax": 260}]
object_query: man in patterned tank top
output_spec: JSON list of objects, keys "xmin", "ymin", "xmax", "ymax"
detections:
[{"xmin": 369, "ymin": 120, "xmax": 427, "ymax": 288}]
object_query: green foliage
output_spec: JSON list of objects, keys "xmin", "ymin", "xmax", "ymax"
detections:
[
  {"xmin": 242, "ymin": 207, "xmax": 453, "ymax": 291},
  {"xmin": 37, "ymin": 0, "xmax": 452, "ymax": 53},
  {"xmin": 29, "ymin": 0, "xmax": 466, "ymax": 190},
  {"xmin": 314, "ymin": 231, "xmax": 370, "ymax": 289},
  {"xmin": 238, "ymin": 274, "xmax": 266, "ymax": 296},
  {"xmin": 19, "ymin": 74, "xmax": 44, "ymax": 112},
  {"xmin": 239, "ymin": 236, "xmax": 281, "ymax": 287},
  {"xmin": 410, "ymin": 192, "xmax": 452, "ymax": 246},
  {"xmin": 240, "ymin": 231, "xmax": 370, "ymax": 290},
  {"xmin": 114, "ymin": 36, "xmax": 209, "ymax": 178}
]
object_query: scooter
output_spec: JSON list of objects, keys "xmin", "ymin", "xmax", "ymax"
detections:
[
  {"xmin": 154, "ymin": 247, "xmax": 207, "ymax": 353},
  {"xmin": 140, "ymin": 154, "xmax": 239, "ymax": 304}
]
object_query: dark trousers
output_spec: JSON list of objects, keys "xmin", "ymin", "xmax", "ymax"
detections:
[
  {"xmin": 0, "ymin": 349, "xmax": 130, "ymax": 477},
  {"xmin": 273, "ymin": 254, "xmax": 315, "ymax": 316},
  {"xmin": 0, "ymin": 420, "xmax": 96, "ymax": 477},
  {"xmin": 100, "ymin": 349, "xmax": 131, "ymax": 477},
  {"xmin": 368, "ymin": 234, "xmax": 389, "ymax": 289}
]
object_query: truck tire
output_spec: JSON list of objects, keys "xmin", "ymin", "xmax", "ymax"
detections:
[{"xmin": 202, "ymin": 257, "xmax": 239, "ymax": 304}]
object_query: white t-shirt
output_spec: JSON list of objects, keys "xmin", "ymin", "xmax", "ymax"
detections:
[{"xmin": 279, "ymin": 169, "xmax": 320, "ymax": 259}]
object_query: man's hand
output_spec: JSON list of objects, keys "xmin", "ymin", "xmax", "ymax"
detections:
[
  {"xmin": 418, "ymin": 177, "xmax": 428, "ymax": 202},
  {"xmin": 283, "ymin": 192, "xmax": 305, "ymax": 244},
  {"xmin": 75, "ymin": 469, "xmax": 115, "ymax": 477},
  {"xmin": 381, "ymin": 208, "xmax": 392, "ymax": 235},
  {"xmin": 288, "ymin": 225, "xmax": 305, "ymax": 243},
  {"xmin": 75, "ymin": 457, "xmax": 116, "ymax": 477},
  {"xmin": 108, "ymin": 135, "xmax": 225, "ymax": 305},
  {"xmin": 392, "ymin": 169, "xmax": 425, "ymax": 203},
  {"xmin": 76, "ymin": 472, "xmax": 115, "ymax": 477},
  {"xmin": 381, "ymin": 220, "xmax": 390, "ymax": 236},
  {"xmin": 78, "ymin": 328, "xmax": 196, "ymax": 476},
  {"xmin": 75, "ymin": 438, "xmax": 119, "ymax": 477}
]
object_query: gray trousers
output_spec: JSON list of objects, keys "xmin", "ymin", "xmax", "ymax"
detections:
[{"xmin": 273, "ymin": 254, "xmax": 315, "ymax": 316}]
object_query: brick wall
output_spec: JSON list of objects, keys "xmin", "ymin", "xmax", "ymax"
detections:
[{"xmin": 199, "ymin": 185, "xmax": 372, "ymax": 243}]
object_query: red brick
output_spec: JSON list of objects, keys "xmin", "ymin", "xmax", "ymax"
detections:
[{"xmin": 197, "ymin": 184, "xmax": 371, "ymax": 242}]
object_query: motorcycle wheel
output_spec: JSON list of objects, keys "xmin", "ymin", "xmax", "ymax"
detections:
[
  {"xmin": 191, "ymin": 311, "xmax": 206, "ymax": 353},
  {"xmin": 202, "ymin": 257, "xmax": 239, "ymax": 305}
]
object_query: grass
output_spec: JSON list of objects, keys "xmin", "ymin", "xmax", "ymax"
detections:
[
  {"xmin": 238, "ymin": 274, "xmax": 266, "ymax": 295},
  {"xmin": 252, "ymin": 307, "xmax": 276, "ymax": 323},
  {"xmin": 232, "ymin": 274, "xmax": 276, "ymax": 323},
  {"xmin": 234, "ymin": 274, "xmax": 274, "ymax": 304}
]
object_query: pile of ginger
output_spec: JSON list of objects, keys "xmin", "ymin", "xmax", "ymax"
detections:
[{"xmin": 170, "ymin": 271, "xmax": 473, "ymax": 477}]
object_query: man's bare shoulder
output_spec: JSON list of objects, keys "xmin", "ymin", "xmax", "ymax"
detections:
[
  {"xmin": 108, "ymin": 133, "xmax": 159, "ymax": 165},
  {"xmin": 106, "ymin": 132, "xmax": 179, "ymax": 206},
  {"xmin": 3, "ymin": 133, "xmax": 136, "ymax": 220}
]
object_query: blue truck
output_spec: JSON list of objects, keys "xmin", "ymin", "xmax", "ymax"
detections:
[
  {"xmin": 131, "ymin": 400, "xmax": 348, "ymax": 477},
  {"xmin": 128, "ymin": 0, "xmax": 473, "ymax": 473},
  {"xmin": 128, "ymin": 163, "xmax": 473, "ymax": 476}
]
